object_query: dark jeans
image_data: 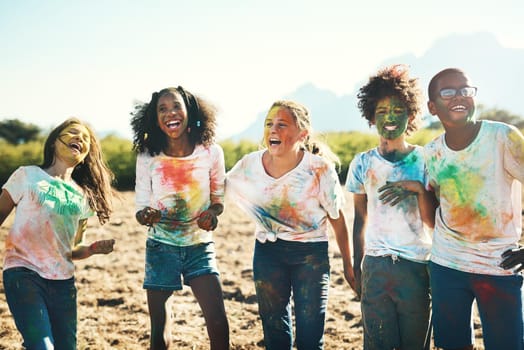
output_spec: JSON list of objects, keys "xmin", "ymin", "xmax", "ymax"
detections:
[
  {"xmin": 3, "ymin": 267, "xmax": 77, "ymax": 350},
  {"xmin": 430, "ymin": 261, "xmax": 524, "ymax": 350},
  {"xmin": 253, "ymin": 239, "xmax": 330, "ymax": 350}
]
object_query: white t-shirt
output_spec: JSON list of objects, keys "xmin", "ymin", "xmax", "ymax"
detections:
[
  {"xmin": 424, "ymin": 120, "xmax": 524, "ymax": 275},
  {"xmin": 226, "ymin": 150, "xmax": 344, "ymax": 243},
  {"xmin": 2, "ymin": 166, "xmax": 92, "ymax": 279},
  {"xmin": 345, "ymin": 146, "xmax": 432, "ymax": 262},
  {"xmin": 135, "ymin": 144, "xmax": 225, "ymax": 246}
]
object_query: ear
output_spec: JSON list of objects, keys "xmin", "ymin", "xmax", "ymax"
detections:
[
  {"xmin": 427, "ymin": 101, "xmax": 437, "ymax": 116},
  {"xmin": 299, "ymin": 129, "xmax": 308, "ymax": 142}
]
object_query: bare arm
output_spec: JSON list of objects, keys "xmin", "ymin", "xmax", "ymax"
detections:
[
  {"xmin": 352, "ymin": 193, "xmax": 367, "ymax": 300},
  {"xmin": 0, "ymin": 189, "xmax": 15, "ymax": 227},
  {"xmin": 72, "ymin": 219, "xmax": 115, "ymax": 260},
  {"xmin": 328, "ymin": 210, "xmax": 356, "ymax": 293}
]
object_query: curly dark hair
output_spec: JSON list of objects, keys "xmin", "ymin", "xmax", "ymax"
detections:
[
  {"xmin": 41, "ymin": 118, "xmax": 114, "ymax": 224},
  {"xmin": 357, "ymin": 64, "xmax": 422, "ymax": 135},
  {"xmin": 130, "ymin": 86, "xmax": 217, "ymax": 156}
]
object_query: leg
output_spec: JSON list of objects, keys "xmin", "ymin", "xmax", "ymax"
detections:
[
  {"xmin": 361, "ymin": 256, "xmax": 399, "ymax": 350},
  {"xmin": 429, "ymin": 262, "xmax": 475, "ymax": 349},
  {"xmin": 473, "ymin": 273, "xmax": 523, "ymax": 350},
  {"xmin": 3, "ymin": 268, "xmax": 55, "ymax": 350},
  {"xmin": 147, "ymin": 290, "xmax": 173, "ymax": 350},
  {"xmin": 190, "ymin": 274, "xmax": 230, "ymax": 350},
  {"xmin": 253, "ymin": 240, "xmax": 293, "ymax": 350},
  {"xmin": 142, "ymin": 239, "xmax": 184, "ymax": 350},
  {"xmin": 291, "ymin": 242, "xmax": 330, "ymax": 350},
  {"xmin": 47, "ymin": 277, "xmax": 77, "ymax": 350},
  {"xmin": 395, "ymin": 259, "xmax": 431, "ymax": 350}
]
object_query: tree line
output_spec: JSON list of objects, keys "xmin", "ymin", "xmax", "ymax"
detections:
[{"xmin": 0, "ymin": 106, "xmax": 522, "ymax": 191}]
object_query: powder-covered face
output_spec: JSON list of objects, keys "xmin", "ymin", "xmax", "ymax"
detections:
[
  {"xmin": 263, "ymin": 106, "xmax": 306, "ymax": 156},
  {"xmin": 156, "ymin": 91, "xmax": 189, "ymax": 139},
  {"xmin": 374, "ymin": 96, "xmax": 409, "ymax": 140},
  {"xmin": 55, "ymin": 124, "xmax": 91, "ymax": 165}
]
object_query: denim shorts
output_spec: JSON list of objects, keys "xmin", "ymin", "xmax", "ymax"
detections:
[
  {"xmin": 3, "ymin": 267, "xmax": 77, "ymax": 350},
  {"xmin": 143, "ymin": 238, "xmax": 219, "ymax": 291},
  {"xmin": 429, "ymin": 261, "xmax": 524, "ymax": 350}
]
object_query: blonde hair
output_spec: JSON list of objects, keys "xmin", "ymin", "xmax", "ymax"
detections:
[{"xmin": 264, "ymin": 100, "xmax": 340, "ymax": 166}]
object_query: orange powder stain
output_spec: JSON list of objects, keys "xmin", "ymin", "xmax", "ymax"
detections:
[
  {"xmin": 448, "ymin": 205, "xmax": 499, "ymax": 241},
  {"xmin": 157, "ymin": 159, "xmax": 196, "ymax": 190}
]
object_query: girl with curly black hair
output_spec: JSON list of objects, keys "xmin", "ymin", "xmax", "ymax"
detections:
[{"xmin": 131, "ymin": 87, "xmax": 229, "ymax": 350}]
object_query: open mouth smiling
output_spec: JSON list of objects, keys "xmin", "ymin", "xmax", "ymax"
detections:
[
  {"xmin": 384, "ymin": 125, "xmax": 398, "ymax": 131},
  {"xmin": 269, "ymin": 138, "xmax": 281, "ymax": 146},
  {"xmin": 69, "ymin": 142, "xmax": 82, "ymax": 153},
  {"xmin": 166, "ymin": 120, "xmax": 181, "ymax": 129},
  {"xmin": 450, "ymin": 104, "xmax": 467, "ymax": 112}
]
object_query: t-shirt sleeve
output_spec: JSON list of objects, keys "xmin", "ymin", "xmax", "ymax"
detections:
[
  {"xmin": 318, "ymin": 162, "xmax": 345, "ymax": 220},
  {"xmin": 345, "ymin": 153, "xmax": 366, "ymax": 194},
  {"xmin": 2, "ymin": 166, "xmax": 26, "ymax": 204},
  {"xmin": 210, "ymin": 144, "xmax": 226, "ymax": 205},
  {"xmin": 135, "ymin": 153, "xmax": 152, "ymax": 212},
  {"xmin": 504, "ymin": 124, "xmax": 524, "ymax": 183}
]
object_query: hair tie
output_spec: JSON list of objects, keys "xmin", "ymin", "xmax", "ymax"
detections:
[{"xmin": 177, "ymin": 86, "xmax": 201, "ymax": 128}]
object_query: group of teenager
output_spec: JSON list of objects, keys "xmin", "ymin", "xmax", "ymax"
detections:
[{"xmin": 0, "ymin": 65, "xmax": 523, "ymax": 350}]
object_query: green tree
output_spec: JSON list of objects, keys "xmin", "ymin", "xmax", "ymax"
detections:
[
  {"xmin": 0, "ymin": 119, "xmax": 41, "ymax": 144},
  {"xmin": 477, "ymin": 105, "xmax": 524, "ymax": 128},
  {"xmin": 426, "ymin": 105, "xmax": 523, "ymax": 129}
]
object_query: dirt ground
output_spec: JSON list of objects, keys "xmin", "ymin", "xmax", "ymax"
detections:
[{"xmin": 0, "ymin": 191, "xmax": 502, "ymax": 349}]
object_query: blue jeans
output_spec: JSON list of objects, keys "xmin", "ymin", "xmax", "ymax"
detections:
[
  {"xmin": 430, "ymin": 261, "xmax": 524, "ymax": 350},
  {"xmin": 3, "ymin": 267, "xmax": 77, "ymax": 350},
  {"xmin": 361, "ymin": 255, "xmax": 431, "ymax": 350},
  {"xmin": 253, "ymin": 239, "xmax": 330, "ymax": 350}
]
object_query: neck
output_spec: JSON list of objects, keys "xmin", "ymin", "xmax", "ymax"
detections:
[
  {"xmin": 164, "ymin": 137, "xmax": 195, "ymax": 157},
  {"xmin": 378, "ymin": 136, "xmax": 412, "ymax": 162},
  {"xmin": 263, "ymin": 149, "xmax": 304, "ymax": 179},
  {"xmin": 444, "ymin": 121, "xmax": 481, "ymax": 151},
  {"xmin": 45, "ymin": 162, "xmax": 76, "ymax": 182}
]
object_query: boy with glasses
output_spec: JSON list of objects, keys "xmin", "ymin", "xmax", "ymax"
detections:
[{"xmin": 425, "ymin": 67, "xmax": 524, "ymax": 350}]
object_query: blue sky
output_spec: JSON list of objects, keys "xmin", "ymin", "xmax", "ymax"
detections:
[{"xmin": 1, "ymin": 0, "xmax": 523, "ymax": 140}]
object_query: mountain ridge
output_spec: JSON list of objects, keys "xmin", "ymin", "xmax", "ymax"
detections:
[{"xmin": 231, "ymin": 32, "xmax": 524, "ymax": 141}]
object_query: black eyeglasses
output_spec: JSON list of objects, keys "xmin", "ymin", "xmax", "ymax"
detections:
[{"xmin": 439, "ymin": 87, "xmax": 477, "ymax": 99}]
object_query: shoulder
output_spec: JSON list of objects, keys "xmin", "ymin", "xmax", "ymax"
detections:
[
  {"xmin": 304, "ymin": 152, "xmax": 337, "ymax": 175},
  {"xmin": 423, "ymin": 133, "xmax": 444, "ymax": 152},
  {"xmin": 350, "ymin": 148, "xmax": 377, "ymax": 167},
  {"xmin": 481, "ymin": 119, "xmax": 520, "ymax": 136},
  {"xmin": 10, "ymin": 165, "xmax": 42, "ymax": 181},
  {"xmin": 205, "ymin": 143, "xmax": 225, "ymax": 157},
  {"xmin": 231, "ymin": 150, "xmax": 263, "ymax": 169}
]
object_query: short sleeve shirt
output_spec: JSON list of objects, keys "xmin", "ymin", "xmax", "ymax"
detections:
[
  {"xmin": 345, "ymin": 146, "xmax": 432, "ymax": 262},
  {"xmin": 424, "ymin": 121, "xmax": 524, "ymax": 275},
  {"xmin": 2, "ymin": 166, "xmax": 92, "ymax": 279},
  {"xmin": 226, "ymin": 150, "xmax": 344, "ymax": 243}
]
